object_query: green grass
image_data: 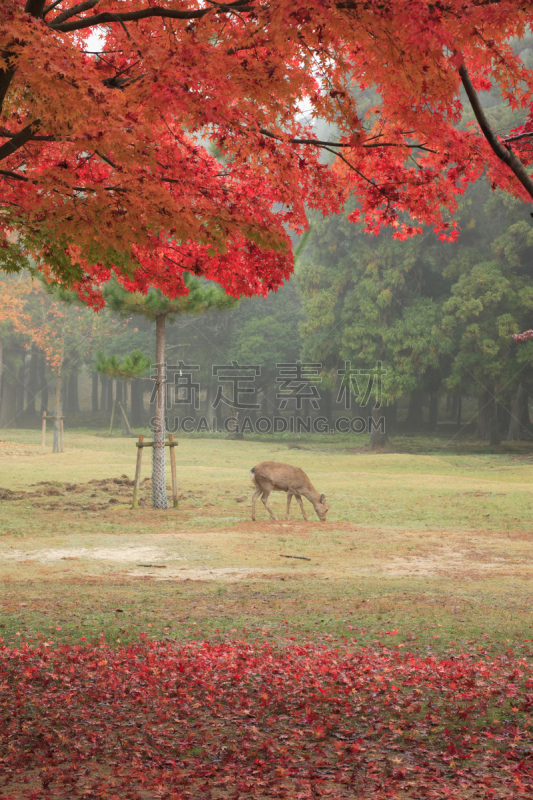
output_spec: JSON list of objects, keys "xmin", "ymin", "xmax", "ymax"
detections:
[{"xmin": 1, "ymin": 428, "xmax": 533, "ymax": 656}]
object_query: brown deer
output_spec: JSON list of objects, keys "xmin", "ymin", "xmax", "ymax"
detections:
[{"xmin": 250, "ymin": 461, "xmax": 329, "ymax": 521}]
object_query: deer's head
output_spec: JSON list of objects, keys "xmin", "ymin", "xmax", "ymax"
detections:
[{"xmin": 315, "ymin": 494, "xmax": 329, "ymax": 521}]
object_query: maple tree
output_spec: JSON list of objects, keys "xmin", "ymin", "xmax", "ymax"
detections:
[{"xmin": 1, "ymin": 1, "xmax": 533, "ymax": 306}]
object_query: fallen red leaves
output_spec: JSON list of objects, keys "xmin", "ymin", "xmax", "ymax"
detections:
[{"xmin": 1, "ymin": 638, "xmax": 532, "ymax": 798}]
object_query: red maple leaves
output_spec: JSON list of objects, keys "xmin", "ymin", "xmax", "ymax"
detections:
[
  {"xmin": 1, "ymin": 637, "xmax": 533, "ymax": 798},
  {"xmin": 1, "ymin": 1, "xmax": 533, "ymax": 306}
]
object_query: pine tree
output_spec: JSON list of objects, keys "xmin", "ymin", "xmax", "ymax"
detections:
[{"xmin": 103, "ymin": 275, "xmax": 236, "ymax": 509}]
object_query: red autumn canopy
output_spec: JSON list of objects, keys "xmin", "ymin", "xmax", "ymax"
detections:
[{"xmin": 1, "ymin": 0, "xmax": 532, "ymax": 306}]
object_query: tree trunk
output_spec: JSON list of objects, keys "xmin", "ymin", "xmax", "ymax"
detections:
[
  {"xmin": 322, "ymin": 387, "xmax": 333, "ymax": 427},
  {"xmin": 478, "ymin": 388, "xmax": 500, "ymax": 445},
  {"xmin": 16, "ymin": 359, "xmax": 25, "ymax": 420},
  {"xmin": 53, "ymin": 328, "xmax": 65, "ymax": 453},
  {"xmin": 152, "ymin": 314, "xmax": 168, "ymax": 509},
  {"xmin": 0, "ymin": 348, "xmax": 17, "ymax": 428},
  {"xmin": 131, "ymin": 379, "xmax": 143, "ymax": 427},
  {"xmin": 476, "ymin": 393, "xmax": 488, "ymax": 439},
  {"xmin": 116, "ymin": 379, "xmax": 123, "ymax": 405},
  {"xmin": 520, "ymin": 390, "xmax": 531, "ymax": 434},
  {"xmin": 455, "ymin": 393, "xmax": 462, "ymax": 427},
  {"xmin": 39, "ymin": 354, "xmax": 48, "ymax": 413},
  {"xmin": 387, "ymin": 401, "xmax": 397, "ymax": 432},
  {"xmin": 92, "ymin": 372, "xmax": 99, "ymax": 413},
  {"xmin": 369, "ymin": 400, "xmax": 390, "ymax": 451},
  {"xmin": 428, "ymin": 394, "xmax": 438, "ymax": 431},
  {"xmin": 497, "ymin": 397, "xmax": 510, "ymax": 432},
  {"xmin": 106, "ymin": 376, "xmax": 113, "ymax": 412},
  {"xmin": 100, "ymin": 374, "xmax": 107, "ymax": 410},
  {"xmin": 68, "ymin": 365, "xmax": 79, "ymax": 413},
  {"xmin": 406, "ymin": 388, "xmax": 424, "ymax": 431},
  {"xmin": 26, "ymin": 347, "xmax": 39, "ymax": 416},
  {"xmin": 120, "ymin": 384, "xmax": 130, "ymax": 436}
]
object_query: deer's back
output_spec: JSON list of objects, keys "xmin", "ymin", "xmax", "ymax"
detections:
[{"xmin": 251, "ymin": 461, "xmax": 309, "ymax": 492}]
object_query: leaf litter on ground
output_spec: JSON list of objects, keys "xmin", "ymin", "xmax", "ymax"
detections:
[{"xmin": 1, "ymin": 636, "xmax": 533, "ymax": 798}]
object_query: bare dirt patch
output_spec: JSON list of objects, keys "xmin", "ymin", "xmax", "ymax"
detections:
[{"xmin": 126, "ymin": 567, "xmax": 277, "ymax": 581}]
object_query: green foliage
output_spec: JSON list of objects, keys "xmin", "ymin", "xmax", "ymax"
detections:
[
  {"xmin": 93, "ymin": 350, "xmax": 151, "ymax": 380},
  {"xmin": 103, "ymin": 273, "xmax": 237, "ymax": 322},
  {"xmin": 297, "ymin": 212, "xmax": 453, "ymax": 404}
]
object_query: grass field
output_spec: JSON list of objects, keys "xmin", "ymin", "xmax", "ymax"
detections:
[{"xmin": 1, "ymin": 429, "xmax": 533, "ymax": 652}]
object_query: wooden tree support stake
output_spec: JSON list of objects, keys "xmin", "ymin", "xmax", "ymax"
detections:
[
  {"xmin": 41, "ymin": 410, "xmax": 46, "ymax": 454},
  {"xmin": 118, "ymin": 401, "xmax": 132, "ymax": 435},
  {"xmin": 132, "ymin": 434, "xmax": 178, "ymax": 509},
  {"xmin": 109, "ymin": 401, "xmax": 116, "ymax": 435},
  {"xmin": 132, "ymin": 434, "xmax": 144, "ymax": 509}
]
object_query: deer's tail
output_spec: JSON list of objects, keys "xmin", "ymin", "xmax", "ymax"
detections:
[{"xmin": 249, "ymin": 467, "xmax": 256, "ymax": 485}]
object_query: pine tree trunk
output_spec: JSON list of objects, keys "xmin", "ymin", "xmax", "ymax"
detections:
[
  {"xmin": 520, "ymin": 390, "xmax": 531, "ymax": 434},
  {"xmin": 68, "ymin": 365, "xmax": 79, "ymax": 413},
  {"xmin": 0, "ymin": 348, "xmax": 17, "ymax": 428},
  {"xmin": 478, "ymin": 388, "xmax": 500, "ymax": 445},
  {"xmin": 152, "ymin": 314, "xmax": 168, "ymax": 509},
  {"xmin": 39, "ymin": 354, "xmax": 48, "ymax": 413},
  {"xmin": 131, "ymin": 379, "xmax": 143, "ymax": 427},
  {"xmin": 27, "ymin": 347, "xmax": 39, "ymax": 416},
  {"xmin": 428, "ymin": 394, "xmax": 439, "ymax": 431},
  {"xmin": 455, "ymin": 394, "xmax": 462, "ymax": 427},
  {"xmin": 61, "ymin": 358, "xmax": 69, "ymax": 413},
  {"xmin": 106, "ymin": 377, "xmax": 113, "ymax": 412},
  {"xmin": 100, "ymin": 375, "xmax": 106, "ymax": 410},
  {"xmin": 387, "ymin": 401, "xmax": 397, "ymax": 432},
  {"xmin": 53, "ymin": 329, "xmax": 65, "ymax": 453},
  {"xmin": 116, "ymin": 379, "xmax": 123, "ymax": 404},
  {"xmin": 322, "ymin": 387, "xmax": 333, "ymax": 427},
  {"xmin": 16, "ymin": 359, "xmax": 25, "ymax": 419},
  {"xmin": 406, "ymin": 388, "xmax": 424, "ymax": 431},
  {"xmin": 92, "ymin": 372, "xmax": 99, "ymax": 413},
  {"xmin": 489, "ymin": 392, "xmax": 501, "ymax": 446},
  {"xmin": 369, "ymin": 400, "xmax": 390, "ymax": 450},
  {"xmin": 476, "ymin": 393, "xmax": 488, "ymax": 439}
]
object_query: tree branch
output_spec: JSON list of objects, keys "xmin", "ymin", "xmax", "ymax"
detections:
[
  {"xmin": 43, "ymin": 0, "xmax": 64, "ymax": 17},
  {"xmin": 459, "ymin": 62, "xmax": 533, "ymax": 202},
  {"xmin": 0, "ymin": 127, "xmax": 56, "ymax": 142},
  {"xmin": 0, "ymin": 169, "xmax": 29, "ymax": 181},
  {"xmin": 49, "ymin": 0, "xmax": 254, "ymax": 32},
  {"xmin": 258, "ymin": 128, "xmax": 436, "ymax": 152},
  {"xmin": 25, "ymin": 0, "xmax": 47, "ymax": 17},
  {"xmin": 50, "ymin": 0, "xmax": 100, "ymax": 26},
  {"xmin": 502, "ymin": 132, "xmax": 533, "ymax": 144},
  {"xmin": 0, "ymin": 120, "xmax": 41, "ymax": 162}
]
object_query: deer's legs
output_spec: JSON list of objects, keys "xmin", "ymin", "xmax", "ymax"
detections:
[
  {"xmin": 294, "ymin": 493, "xmax": 307, "ymax": 520},
  {"xmin": 286, "ymin": 492, "xmax": 293, "ymax": 520},
  {"xmin": 261, "ymin": 489, "xmax": 278, "ymax": 520},
  {"xmin": 252, "ymin": 487, "xmax": 262, "ymax": 521}
]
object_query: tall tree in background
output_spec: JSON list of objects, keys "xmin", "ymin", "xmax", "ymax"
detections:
[
  {"xmin": 298, "ymin": 213, "xmax": 454, "ymax": 448},
  {"xmin": 104, "ymin": 276, "xmax": 235, "ymax": 509},
  {"xmin": 1, "ymin": 1, "xmax": 533, "ymax": 308},
  {"xmin": 0, "ymin": 276, "xmax": 34, "ymax": 427}
]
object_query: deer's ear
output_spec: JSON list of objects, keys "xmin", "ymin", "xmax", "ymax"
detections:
[{"xmin": 320, "ymin": 494, "xmax": 326, "ymax": 503}]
